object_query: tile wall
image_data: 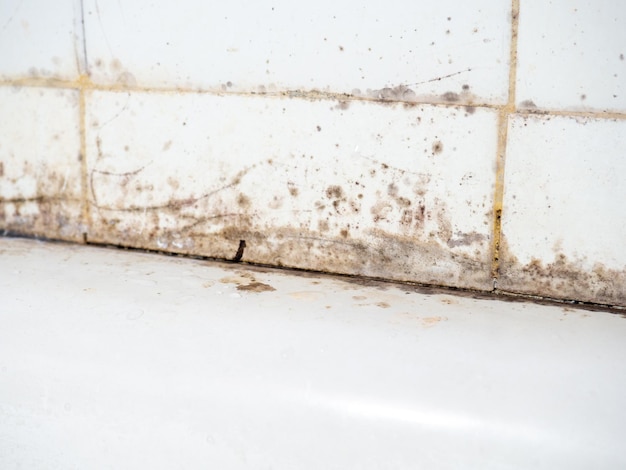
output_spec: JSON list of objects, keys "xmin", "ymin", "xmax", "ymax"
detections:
[{"xmin": 1, "ymin": 0, "xmax": 625, "ymax": 307}]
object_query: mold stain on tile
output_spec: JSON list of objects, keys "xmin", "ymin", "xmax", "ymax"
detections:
[
  {"xmin": 86, "ymin": 141, "xmax": 492, "ymax": 289},
  {"xmin": 498, "ymin": 236, "xmax": 626, "ymax": 306},
  {"xmin": 0, "ymin": 161, "xmax": 84, "ymax": 240}
]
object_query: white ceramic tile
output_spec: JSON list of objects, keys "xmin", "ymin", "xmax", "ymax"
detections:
[
  {"xmin": 0, "ymin": 0, "xmax": 84, "ymax": 80},
  {"xmin": 2, "ymin": 237, "xmax": 626, "ymax": 469},
  {"xmin": 85, "ymin": 90, "xmax": 497, "ymax": 290},
  {"xmin": 0, "ymin": 86, "xmax": 84, "ymax": 241},
  {"xmin": 516, "ymin": 0, "xmax": 626, "ymax": 112},
  {"xmin": 500, "ymin": 114, "xmax": 626, "ymax": 306},
  {"xmin": 83, "ymin": 0, "xmax": 511, "ymax": 104}
]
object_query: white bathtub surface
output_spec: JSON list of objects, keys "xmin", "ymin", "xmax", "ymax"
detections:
[{"xmin": 1, "ymin": 237, "xmax": 625, "ymax": 469}]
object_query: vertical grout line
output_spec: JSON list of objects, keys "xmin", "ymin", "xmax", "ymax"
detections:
[
  {"xmin": 491, "ymin": 0, "xmax": 520, "ymax": 287},
  {"xmin": 78, "ymin": 84, "xmax": 90, "ymax": 243},
  {"xmin": 78, "ymin": 0, "xmax": 91, "ymax": 243}
]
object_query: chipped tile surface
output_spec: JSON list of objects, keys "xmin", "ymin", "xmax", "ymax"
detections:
[
  {"xmin": 516, "ymin": 0, "xmax": 626, "ymax": 112},
  {"xmin": 0, "ymin": 86, "xmax": 84, "ymax": 241},
  {"xmin": 0, "ymin": 0, "xmax": 82, "ymax": 80},
  {"xmin": 500, "ymin": 114, "xmax": 626, "ymax": 305},
  {"xmin": 85, "ymin": 91, "xmax": 497, "ymax": 290},
  {"xmin": 2, "ymin": 237, "xmax": 626, "ymax": 469},
  {"xmin": 83, "ymin": 0, "xmax": 511, "ymax": 104}
]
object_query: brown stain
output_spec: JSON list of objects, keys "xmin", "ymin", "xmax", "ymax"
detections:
[
  {"xmin": 215, "ymin": 225, "xmax": 490, "ymax": 290},
  {"xmin": 85, "ymin": 149, "xmax": 492, "ymax": 290},
  {"xmin": 447, "ymin": 231, "xmax": 487, "ymax": 248},
  {"xmin": 287, "ymin": 182, "xmax": 299, "ymax": 197},
  {"xmin": 325, "ymin": 185, "xmax": 343, "ymax": 199},
  {"xmin": 237, "ymin": 281, "xmax": 276, "ymax": 292},
  {"xmin": 498, "ymin": 235, "xmax": 626, "ymax": 306},
  {"xmin": 441, "ymin": 92, "xmax": 459, "ymax": 102},
  {"xmin": 220, "ymin": 271, "xmax": 275, "ymax": 292},
  {"xmin": 237, "ymin": 193, "xmax": 251, "ymax": 207},
  {"xmin": 0, "ymin": 157, "xmax": 84, "ymax": 242},
  {"xmin": 368, "ymin": 85, "xmax": 417, "ymax": 102},
  {"xmin": 519, "ymin": 99, "xmax": 537, "ymax": 109},
  {"xmin": 432, "ymin": 140, "xmax": 443, "ymax": 154}
]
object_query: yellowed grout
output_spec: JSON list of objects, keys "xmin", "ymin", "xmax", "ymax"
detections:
[{"xmin": 490, "ymin": 0, "xmax": 520, "ymax": 285}]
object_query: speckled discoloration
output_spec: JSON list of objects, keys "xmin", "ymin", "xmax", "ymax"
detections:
[
  {"xmin": 498, "ymin": 236, "xmax": 626, "ymax": 306},
  {"xmin": 84, "ymin": 90, "xmax": 498, "ymax": 291},
  {"xmin": 0, "ymin": 87, "xmax": 85, "ymax": 241}
]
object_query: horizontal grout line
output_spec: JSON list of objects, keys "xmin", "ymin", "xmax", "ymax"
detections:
[
  {"xmin": 1, "ymin": 78, "xmax": 625, "ymax": 120},
  {"xmin": 515, "ymin": 107, "xmax": 626, "ymax": 120}
]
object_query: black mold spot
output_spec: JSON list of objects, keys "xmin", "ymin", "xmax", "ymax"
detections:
[
  {"xmin": 465, "ymin": 106, "xmax": 476, "ymax": 114},
  {"xmin": 462, "ymin": 84, "xmax": 470, "ymax": 91},
  {"xmin": 316, "ymin": 125, "xmax": 322, "ymax": 132}
]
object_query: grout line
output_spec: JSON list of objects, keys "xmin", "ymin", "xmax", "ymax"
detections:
[
  {"xmin": 490, "ymin": 0, "xmax": 520, "ymax": 286},
  {"xmin": 78, "ymin": 78, "xmax": 90, "ymax": 243},
  {"xmin": 1, "ymin": 76, "xmax": 625, "ymax": 121}
]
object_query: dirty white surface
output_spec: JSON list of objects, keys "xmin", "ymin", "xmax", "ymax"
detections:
[
  {"xmin": 2, "ymin": 1, "xmax": 626, "ymax": 307},
  {"xmin": 82, "ymin": 0, "xmax": 510, "ymax": 102},
  {"xmin": 86, "ymin": 90, "xmax": 497, "ymax": 290},
  {"xmin": 1, "ymin": 237, "xmax": 625, "ymax": 469},
  {"xmin": 516, "ymin": 0, "xmax": 626, "ymax": 112},
  {"xmin": 501, "ymin": 114, "xmax": 626, "ymax": 304},
  {"xmin": 0, "ymin": 86, "xmax": 84, "ymax": 241}
]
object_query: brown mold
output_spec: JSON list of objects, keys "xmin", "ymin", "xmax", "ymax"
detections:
[{"xmin": 498, "ymin": 235, "xmax": 626, "ymax": 306}]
